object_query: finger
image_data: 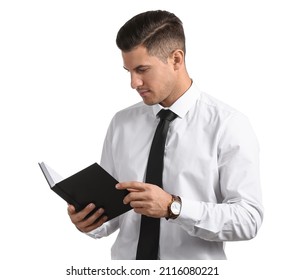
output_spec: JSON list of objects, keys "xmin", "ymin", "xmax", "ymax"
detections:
[
  {"xmin": 125, "ymin": 188, "xmax": 141, "ymax": 192},
  {"xmin": 68, "ymin": 203, "xmax": 96, "ymax": 223},
  {"xmin": 67, "ymin": 204, "xmax": 76, "ymax": 214},
  {"xmin": 116, "ymin": 181, "xmax": 146, "ymax": 191},
  {"xmin": 77, "ymin": 208, "xmax": 107, "ymax": 232},
  {"xmin": 83, "ymin": 208, "xmax": 105, "ymax": 225},
  {"xmin": 82, "ymin": 215, "xmax": 108, "ymax": 233},
  {"xmin": 130, "ymin": 200, "xmax": 147, "ymax": 208},
  {"xmin": 132, "ymin": 205, "xmax": 159, "ymax": 218},
  {"xmin": 132, "ymin": 207, "xmax": 144, "ymax": 215},
  {"xmin": 123, "ymin": 191, "xmax": 146, "ymax": 204}
]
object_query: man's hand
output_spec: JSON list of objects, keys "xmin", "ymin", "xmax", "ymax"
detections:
[
  {"xmin": 116, "ymin": 182, "xmax": 172, "ymax": 218},
  {"xmin": 67, "ymin": 203, "xmax": 108, "ymax": 233}
]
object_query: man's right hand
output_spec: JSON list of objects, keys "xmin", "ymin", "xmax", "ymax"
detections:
[{"xmin": 67, "ymin": 203, "xmax": 108, "ymax": 233}]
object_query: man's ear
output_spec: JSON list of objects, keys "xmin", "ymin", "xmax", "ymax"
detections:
[{"xmin": 172, "ymin": 49, "xmax": 184, "ymax": 70}]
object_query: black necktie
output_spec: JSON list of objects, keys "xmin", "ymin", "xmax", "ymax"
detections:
[{"xmin": 136, "ymin": 109, "xmax": 177, "ymax": 260}]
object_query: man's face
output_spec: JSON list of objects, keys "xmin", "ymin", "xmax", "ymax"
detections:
[{"xmin": 122, "ymin": 46, "xmax": 178, "ymax": 107}]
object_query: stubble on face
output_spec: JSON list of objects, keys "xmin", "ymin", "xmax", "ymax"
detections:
[{"xmin": 122, "ymin": 46, "xmax": 178, "ymax": 107}]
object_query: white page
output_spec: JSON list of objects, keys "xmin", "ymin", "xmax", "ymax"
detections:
[{"xmin": 38, "ymin": 162, "xmax": 63, "ymax": 188}]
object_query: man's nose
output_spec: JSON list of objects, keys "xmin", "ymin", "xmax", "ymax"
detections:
[{"xmin": 130, "ymin": 73, "xmax": 143, "ymax": 89}]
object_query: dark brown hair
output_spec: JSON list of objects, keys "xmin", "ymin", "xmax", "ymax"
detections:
[{"xmin": 116, "ymin": 10, "xmax": 186, "ymax": 62}]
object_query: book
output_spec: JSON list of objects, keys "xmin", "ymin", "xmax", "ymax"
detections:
[{"xmin": 38, "ymin": 162, "xmax": 131, "ymax": 220}]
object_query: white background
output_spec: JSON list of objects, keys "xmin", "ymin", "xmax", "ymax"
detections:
[{"xmin": 1, "ymin": 0, "xmax": 283, "ymax": 279}]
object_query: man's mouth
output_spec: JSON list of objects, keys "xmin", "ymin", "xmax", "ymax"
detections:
[{"xmin": 137, "ymin": 89, "xmax": 150, "ymax": 97}]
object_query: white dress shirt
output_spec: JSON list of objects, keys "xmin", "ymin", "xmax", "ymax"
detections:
[{"xmin": 87, "ymin": 83, "xmax": 263, "ymax": 260}]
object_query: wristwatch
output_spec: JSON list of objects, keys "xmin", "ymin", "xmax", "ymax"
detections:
[{"xmin": 167, "ymin": 195, "xmax": 182, "ymax": 219}]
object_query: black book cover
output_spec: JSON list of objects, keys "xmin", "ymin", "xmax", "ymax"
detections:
[{"xmin": 39, "ymin": 162, "xmax": 131, "ymax": 220}]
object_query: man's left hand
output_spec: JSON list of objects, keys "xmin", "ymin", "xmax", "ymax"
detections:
[{"xmin": 116, "ymin": 181, "xmax": 172, "ymax": 218}]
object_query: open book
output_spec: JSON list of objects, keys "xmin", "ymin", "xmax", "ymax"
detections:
[{"xmin": 39, "ymin": 162, "xmax": 131, "ymax": 220}]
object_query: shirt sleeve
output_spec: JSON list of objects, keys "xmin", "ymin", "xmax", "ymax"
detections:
[
  {"xmin": 171, "ymin": 113, "xmax": 264, "ymax": 241},
  {"xmin": 85, "ymin": 217, "xmax": 119, "ymax": 239}
]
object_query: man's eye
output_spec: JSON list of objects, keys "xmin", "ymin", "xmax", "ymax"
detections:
[{"xmin": 137, "ymin": 68, "xmax": 148, "ymax": 73}]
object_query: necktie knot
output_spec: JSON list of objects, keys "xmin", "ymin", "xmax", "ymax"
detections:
[{"xmin": 158, "ymin": 109, "xmax": 177, "ymax": 122}]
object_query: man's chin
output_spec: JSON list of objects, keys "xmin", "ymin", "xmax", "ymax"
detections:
[{"xmin": 141, "ymin": 98, "xmax": 158, "ymax": 106}]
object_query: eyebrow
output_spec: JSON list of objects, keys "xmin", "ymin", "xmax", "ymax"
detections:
[{"xmin": 123, "ymin": 65, "xmax": 150, "ymax": 72}]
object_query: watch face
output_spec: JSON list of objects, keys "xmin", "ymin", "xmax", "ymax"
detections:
[{"xmin": 171, "ymin": 201, "xmax": 181, "ymax": 215}]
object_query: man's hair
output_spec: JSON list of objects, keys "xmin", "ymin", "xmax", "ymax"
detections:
[{"xmin": 116, "ymin": 10, "xmax": 186, "ymax": 62}]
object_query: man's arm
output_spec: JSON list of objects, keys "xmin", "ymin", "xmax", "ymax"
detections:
[
  {"xmin": 117, "ymin": 113, "xmax": 264, "ymax": 242},
  {"xmin": 176, "ymin": 113, "xmax": 263, "ymax": 241}
]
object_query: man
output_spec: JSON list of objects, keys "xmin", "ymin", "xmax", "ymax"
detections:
[{"xmin": 68, "ymin": 10, "xmax": 263, "ymax": 260}]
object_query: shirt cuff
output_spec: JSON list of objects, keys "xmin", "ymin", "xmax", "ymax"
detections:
[{"xmin": 85, "ymin": 225, "xmax": 106, "ymax": 239}]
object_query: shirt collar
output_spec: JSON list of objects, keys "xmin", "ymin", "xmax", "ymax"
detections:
[{"xmin": 152, "ymin": 81, "xmax": 201, "ymax": 119}]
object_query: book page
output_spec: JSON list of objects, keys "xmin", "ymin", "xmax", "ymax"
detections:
[{"xmin": 38, "ymin": 162, "xmax": 63, "ymax": 188}]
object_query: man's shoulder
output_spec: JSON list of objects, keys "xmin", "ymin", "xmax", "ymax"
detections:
[
  {"xmin": 112, "ymin": 101, "xmax": 152, "ymax": 123},
  {"xmin": 118, "ymin": 101, "xmax": 148, "ymax": 114},
  {"xmin": 197, "ymin": 91, "xmax": 251, "ymax": 132},
  {"xmin": 198, "ymin": 92, "xmax": 239, "ymax": 116}
]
